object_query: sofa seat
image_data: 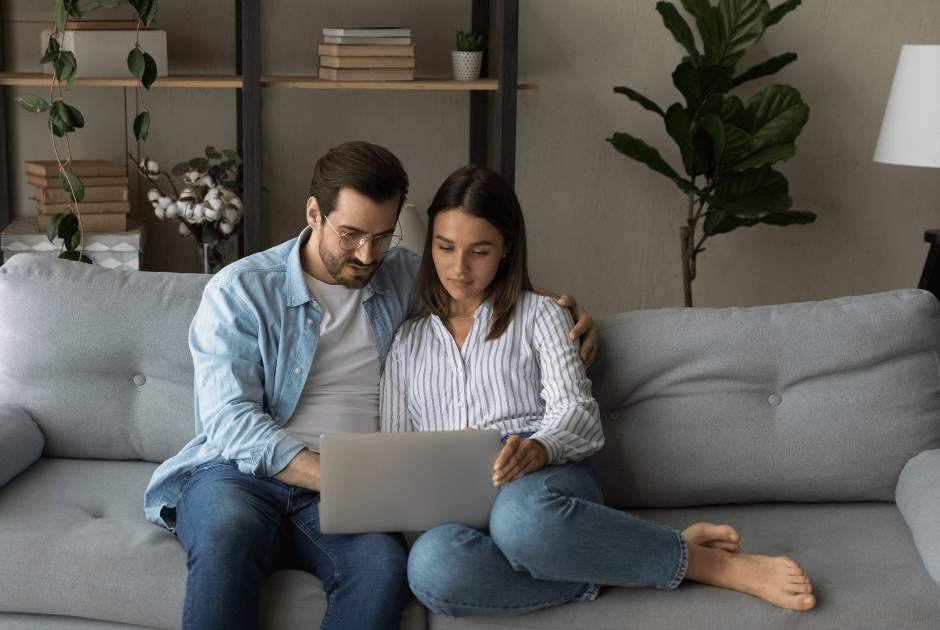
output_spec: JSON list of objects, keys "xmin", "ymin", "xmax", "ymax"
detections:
[
  {"xmin": 0, "ymin": 457, "xmax": 427, "ymax": 630},
  {"xmin": 428, "ymin": 502, "xmax": 940, "ymax": 630}
]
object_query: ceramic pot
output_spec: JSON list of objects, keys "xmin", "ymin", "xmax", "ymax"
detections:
[{"xmin": 451, "ymin": 50, "xmax": 483, "ymax": 80}]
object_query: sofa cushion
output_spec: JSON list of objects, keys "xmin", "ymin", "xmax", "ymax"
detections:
[
  {"xmin": 588, "ymin": 289, "xmax": 940, "ymax": 507},
  {"xmin": 427, "ymin": 502, "xmax": 940, "ymax": 630},
  {"xmin": 0, "ymin": 458, "xmax": 427, "ymax": 630},
  {"xmin": 0, "ymin": 404, "xmax": 43, "ymax": 487},
  {"xmin": 0, "ymin": 254, "xmax": 207, "ymax": 463}
]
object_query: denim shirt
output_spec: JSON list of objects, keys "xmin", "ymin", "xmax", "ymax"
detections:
[{"xmin": 143, "ymin": 227, "xmax": 421, "ymax": 531}]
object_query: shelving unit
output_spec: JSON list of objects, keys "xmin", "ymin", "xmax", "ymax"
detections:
[{"xmin": 0, "ymin": 0, "xmax": 535, "ymax": 258}]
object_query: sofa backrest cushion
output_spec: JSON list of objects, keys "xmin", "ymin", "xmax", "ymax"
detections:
[
  {"xmin": 587, "ymin": 289, "xmax": 940, "ymax": 507},
  {"xmin": 0, "ymin": 254, "xmax": 207, "ymax": 462}
]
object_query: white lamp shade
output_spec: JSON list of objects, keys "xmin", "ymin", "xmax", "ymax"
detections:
[
  {"xmin": 397, "ymin": 203, "xmax": 427, "ymax": 254},
  {"xmin": 874, "ymin": 45, "xmax": 940, "ymax": 168}
]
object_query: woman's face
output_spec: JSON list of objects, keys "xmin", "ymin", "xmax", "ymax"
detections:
[{"xmin": 431, "ymin": 208, "xmax": 506, "ymax": 307}]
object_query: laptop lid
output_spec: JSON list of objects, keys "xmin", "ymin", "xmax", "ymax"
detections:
[{"xmin": 319, "ymin": 430, "xmax": 502, "ymax": 534}]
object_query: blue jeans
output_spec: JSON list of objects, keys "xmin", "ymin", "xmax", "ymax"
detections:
[
  {"xmin": 407, "ymin": 458, "xmax": 688, "ymax": 618},
  {"xmin": 173, "ymin": 462, "xmax": 410, "ymax": 630}
]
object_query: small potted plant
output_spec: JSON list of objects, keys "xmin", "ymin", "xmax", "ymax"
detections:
[{"xmin": 452, "ymin": 30, "xmax": 483, "ymax": 80}]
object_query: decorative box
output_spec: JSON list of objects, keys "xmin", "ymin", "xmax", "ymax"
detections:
[
  {"xmin": 1, "ymin": 216, "xmax": 146, "ymax": 271},
  {"xmin": 39, "ymin": 29, "xmax": 168, "ymax": 78}
]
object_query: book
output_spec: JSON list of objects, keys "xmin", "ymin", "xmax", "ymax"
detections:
[
  {"xmin": 317, "ymin": 67, "xmax": 414, "ymax": 82},
  {"xmin": 324, "ymin": 35, "xmax": 412, "ymax": 45},
  {"xmin": 65, "ymin": 20, "xmax": 156, "ymax": 30},
  {"xmin": 33, "ymin": 185, "xmax": 128, "ymax": 204},
  {"xmin": 317, "ymin": 43, "xmax": 415, "ymax": 57},
  {"xmin": 319, "ymin": 55, "xmax": 415, "ymax": 69},
  {"xmin": 38, "ymin": 213, "xmax": 126, "ymax": 233},
  {"xmin": 37, "ymin": 200, "xmax": 131, "ymax": 215},
  {"xmin": 28, "ymin": 173, "xmax": 128, "ymax": 187},
  {"xmin": 323, "ymin": 27, "xmax": 411, "ymax": 37},
  {"xmin": 26, "ymin": 160, "xmax": 126, "ymax": 178}
]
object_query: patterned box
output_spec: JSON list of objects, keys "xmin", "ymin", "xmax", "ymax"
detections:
[{"xmin": 1, "ymin": 216, "xmax": 146, "ymax": 270}]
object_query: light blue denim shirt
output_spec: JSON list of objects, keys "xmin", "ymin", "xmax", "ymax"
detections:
[{"xmin": 143, "ymin": 227, "xmax": 421, "ymax": 531}]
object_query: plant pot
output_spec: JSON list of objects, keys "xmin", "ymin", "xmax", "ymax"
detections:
[{"xmin": 452, "ymin": 51, "xmax": 483, "ymax": 81}]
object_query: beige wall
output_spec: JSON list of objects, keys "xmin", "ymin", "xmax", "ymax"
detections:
[{"xmin": 5, "ymin": 1, "xmax": 940, "ymax": 313}]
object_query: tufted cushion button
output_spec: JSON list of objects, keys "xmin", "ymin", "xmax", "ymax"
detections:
[
  {"xmin": 769, "ymin": 394, "xmax": 782, "ymax": 406},
  {"xmin": 608, "ymin": 410, "xmax": 621, "ymax": 421},
  {"xmin": 133, "ymin": 374, "xmax": 146, "ymax": 386}
]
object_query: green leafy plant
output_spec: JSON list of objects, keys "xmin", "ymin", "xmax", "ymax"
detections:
[
  {"xmin": 607, "ymin": 0, "xmax": 815, "ymax": 307},
  {"xmin": 456, "ymin": 30, "xmax": 483, "ymax": 52},
  {"xmin": 14, "ymin": 0, "xmax": 159, "ymax": 264}
]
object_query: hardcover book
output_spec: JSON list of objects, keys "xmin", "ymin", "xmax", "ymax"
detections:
[
  {"xmin": 324, "ymin": 36, "xmax": 412, "ymax": 45},
  {"xmin": 317, "ymin": 67, "xmax": 414, "ymax": 82},
  {"xmin": 318, "ymin": 55, "xmax": 415, "ymax": 69},
  {"xmin": 33, "ymin": 186, "xmax": 128, "ymax": 204},
  {"xmin": 26, "ymin": 160, "xmax": 127, "ymax": 178},
  {"xmin": 317, "ymin": 43, "xmax": 415, "ymax": 57},
  {"xmin": 27, "ymin": 174, "xmax": 128, "ymax": 187},
  {"xmin": 36, "ymin": 200, "xmax": 131, "ymax": 215},
  {"xmin": 322, "ymin": 27, "xmax": 411, "ymax": 37},
  {"xmin": 37, "ymin": 213, "xmax": 127, "ymax": 233}
]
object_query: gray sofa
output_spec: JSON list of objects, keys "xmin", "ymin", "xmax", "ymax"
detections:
[{"xmin": 0, "ymin": 252, "xmax": 938, "ymax": 630}]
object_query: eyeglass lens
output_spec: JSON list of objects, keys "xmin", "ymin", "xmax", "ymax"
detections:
[{"xmin": 339, "ymin": 232, "xmax": 401, "ymax": 253}]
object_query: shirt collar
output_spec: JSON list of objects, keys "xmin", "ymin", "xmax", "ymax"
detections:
[{"xmin": 287, "ymin": 226, "xmax": 391, "ymax": 307}]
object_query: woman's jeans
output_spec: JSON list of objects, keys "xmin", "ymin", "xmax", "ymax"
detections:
[
  {"xmin": 174, "ymin": 461, "xmax": 410, "ymax": 630},
  {"xmin": 407, "ymin": 458, "xmax": 689, "ymax": 618}
]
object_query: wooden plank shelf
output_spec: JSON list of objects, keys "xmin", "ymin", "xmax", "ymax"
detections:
[{"xmin": 0, "ymin": 72, "xmax": 537, "ymax": 91}]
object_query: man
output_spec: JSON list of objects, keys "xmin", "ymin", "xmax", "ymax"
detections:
[{"xmin": 144, "ymin": 141, "xmax": 598, "ymax": 630}]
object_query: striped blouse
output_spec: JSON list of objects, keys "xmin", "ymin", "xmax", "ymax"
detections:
[{"xmin": 380, "ymin": 291, "xmax": 603, "ymax": 465}]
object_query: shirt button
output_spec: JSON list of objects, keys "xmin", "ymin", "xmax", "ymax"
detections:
[
  {"xmin": 294, "ymin": 367, "xmax": 302, "ymax": 374},
  {"xmin": 457, "ymin": 400, "xmax": 463, "ymax": 407},
  {"xmin": 307, "ymin": 318, "xmax": 314, "ymax": 325}
]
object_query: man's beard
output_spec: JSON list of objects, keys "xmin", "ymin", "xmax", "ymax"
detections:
[{"xmin": 319, "ymin": 239, "xmax": 379, "ymax": 289}]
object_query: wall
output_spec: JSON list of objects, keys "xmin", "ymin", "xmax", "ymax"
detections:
[{"xmin": 4, "ymin": 1, "xmax": 940, "ymax": 313}]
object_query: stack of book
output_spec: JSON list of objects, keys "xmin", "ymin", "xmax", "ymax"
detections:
[
  {"xmin": 27, "ymin": 160, "xmax": 130, "ymax": 232},
  {"xmin": 318, "ymin": 27, "xmax": 414, "ymax": 82}
]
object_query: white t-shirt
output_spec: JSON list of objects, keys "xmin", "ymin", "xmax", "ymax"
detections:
[{"xmin": 282, "ymin": 270, "xmax": 381, "ymax": 452}]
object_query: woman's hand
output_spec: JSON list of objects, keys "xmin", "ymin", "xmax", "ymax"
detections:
[
  {"xmin": 493, "ymin": 435, "xmax": 548, "ymax": 486},
  {"xmin": 555, "ymin": 294, "xmax": 598, "ymax": 369}
]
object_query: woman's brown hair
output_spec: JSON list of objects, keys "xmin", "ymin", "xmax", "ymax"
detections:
[{"xmin": 413, "ymin": 165, "xmax": 533, "ymax": 340}]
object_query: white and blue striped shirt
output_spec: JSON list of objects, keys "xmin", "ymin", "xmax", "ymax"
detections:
[{"xmin": 380, "ymin": 291, "xmax": 603, "ymax": 465}]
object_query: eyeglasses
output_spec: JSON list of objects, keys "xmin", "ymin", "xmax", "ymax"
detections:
[{"xmin": 323, "ymin": 214, "xmax": 402, "ymax": 253}]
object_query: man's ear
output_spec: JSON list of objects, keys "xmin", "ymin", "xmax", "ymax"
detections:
[{"xmin": 306, "ymin": 197, "xmax": 321, "ymax": 227}]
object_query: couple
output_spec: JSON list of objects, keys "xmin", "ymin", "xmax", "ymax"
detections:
[{"xmin": 143, "ymin": 141, "xmax": 815, "ymax": 630}]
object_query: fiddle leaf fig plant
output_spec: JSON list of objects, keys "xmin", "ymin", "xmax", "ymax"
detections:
[
  {"xmin": 608, "ymin": 0, "xmax": 815, "ymax": 307},
  {"xmin": 13, "ymin": 0, "xmax": 158, "ymax": 264}
]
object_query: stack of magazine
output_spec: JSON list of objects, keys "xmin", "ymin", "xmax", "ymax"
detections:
[{"xmin": 317, "ymin": 27, "xmax": 414, "ymax": 82}]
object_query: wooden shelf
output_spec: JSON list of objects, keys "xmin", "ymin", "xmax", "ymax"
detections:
[{"xmin": 0, "ymin": 72, "xmax": 537, "ymax": 91}]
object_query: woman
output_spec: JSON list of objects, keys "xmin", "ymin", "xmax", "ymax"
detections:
[{"xmin": 380, "ymin": 165, "xmax": 816, "ymax": 617}]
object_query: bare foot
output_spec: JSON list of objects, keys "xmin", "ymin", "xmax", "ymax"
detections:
[
  {"xmin": 685, "ymin": 545, "xmax": 816, "ymax": 611},
  {"xmin": 682, "ymin": 522, "xmax": 740, "ymax": 552}
]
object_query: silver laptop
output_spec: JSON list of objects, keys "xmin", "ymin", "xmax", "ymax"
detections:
[{"xmin": 318, "ymin": 430, "xmax": 502, "ymax": 534}]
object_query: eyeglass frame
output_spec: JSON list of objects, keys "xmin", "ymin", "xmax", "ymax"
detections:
[{"xmin": 322, "ymin": 213, "xmax": 402, "ymax": 253}]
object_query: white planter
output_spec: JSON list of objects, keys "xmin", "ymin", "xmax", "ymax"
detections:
[{"xmin": 451, "ymin": 51, "xmax": 483, "ymax": 81}]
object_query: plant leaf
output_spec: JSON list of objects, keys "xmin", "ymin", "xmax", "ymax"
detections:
[
  {"xmin": 742, "ymin": 83, "xmax": 809, "ymax": 152},
  {"xmin": 680, "ymin": 0, "xmax": 720, "ymax": 62},
  {"xmin": 67, "ymin": 104, "xmax": 84, "ymax": 129},
  {"xmin": 53, "ymin": 51, "xmax": 78, "ymax": 91},
  {"xmin": 613, "ymin": 86, "xmax": 666, "ymax": 117},
  {"xmin": 66, "ymin": 0, "xmax": 82, "ymax": 19},
  {"xmin": 672, "ymin": 62, "xmax": 734, "ymax": 112},
  {"xmin": 728, "ymin": 143, "xmax": 796, "ymax": 171},
  {"xmin": 222, "ymin": 149, "xmax": 243, "ymax": 166},
  {"xmin": 56, "ymin": 213, "xmax": 80, "ymax": 251},
  {"xmin": 760, "ymin": 208, "xmax": 815, "ymax": 226},
  {"xmin": 54, "ymin": 0, "xmax": 68, "ymax": 33},
  {"xmin": 717, "ymin": 124, "xmax": 754, "ymax": 172},
  {"xmin": 664, "ymin": 104, "xmax": 695, "ymax": 176},
  {"xmin": 134, "ymin": 110, "xmax": 150, "ymax": 141},
  {"xmin": 138, "ymin": 0, "xmax": 157, "ymax": 28},
  {"xmin": 41, "ymin": 37, "xmax": 60, "ymax": 65},
  {"xmin": 205, "ymin": 146, "xmax": 224, "ymax": 160},
  {"xmin": 713, "ymin": 164, "xmax": 788, "ymax": 199},
  {"xmin": 189, "ymin": 157, "xmax": 208, "ymax": 171},
  {"xmin": 46, "ymin": 213, "xmax": 65, "ymax": 243},
  {"xmin": 141, "ymin": 51, "xmax": 158, "ymax": 88},
  {"xmin": 732, "ymin": 52, "xmax": 797, "ymax": 87},
  {"xmin": 59, "ymin": 170, "xmax": 85, "ymax": 203},
  {"xmin": 766, "ymin": 0, "xmax": 801, "ymax": 27},
  {"xmin": 607, "ymin": 132, "xmax": 700, "ymax": 195},
  {"xmin": 656, "ymin": 2, "xmax": 700, "ymax": 64},
  {"xmin": 15, "ymin": 95, "xmax": 51, "ymax": 113},
  {"xmin": 48, "ymin": 101, "xmax": 76, "ymax": 136},
  {"xmin": 172, "ymin": 162, "xmax": 190, "ymax": 176},
  {"xmin": 700, "ymin": 113, "xmax": 726, "ymax": 174},
  {"xmin": 79, "ymin": 1, "xmax": 103, "ymax": 15},
  {"xmin": 127, "ymin": 48, "xmax": 145, "ymax": 81},
  {"xmin": 716, "ymin": 0, "xmax": 770, "ymax": 68}
]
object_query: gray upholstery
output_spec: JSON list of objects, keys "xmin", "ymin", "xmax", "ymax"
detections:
[
  {"xmin": 588, "ymin": 290, "xmax": 940, "ymax": 508},
  {"xmin": 0, "ymin": 405, "xmax": 43, "ymax": 486},
  {"xmin": 1, "ymin": 253, "xmax": 938, "ymax": 629}
]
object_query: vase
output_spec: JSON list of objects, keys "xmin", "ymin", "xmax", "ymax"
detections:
[{"xmin": 451, "ymin": 51, "xmax": 483, "ymax": 81}]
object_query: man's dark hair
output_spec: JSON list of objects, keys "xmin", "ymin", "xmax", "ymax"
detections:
[{"xmin": 309, "ymin": 141, "xmax": 409, "ymax": 218}]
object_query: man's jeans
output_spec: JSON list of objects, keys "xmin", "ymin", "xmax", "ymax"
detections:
[
  {"xmin": 407, "ymin": 458, "xmax": 689, "ymax": 618},
  {"xmin": 174, "ymin": 462, "xmax": 410, "ymax": 630}
]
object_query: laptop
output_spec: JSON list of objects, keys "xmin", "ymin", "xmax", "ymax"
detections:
[{"xmin": 318, "ymin": 430, "xmax": 503, "ymax": 534}]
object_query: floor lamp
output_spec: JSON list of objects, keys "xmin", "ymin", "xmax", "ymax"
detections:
[{"xmin": 874, "ymin": 45, "xmax": 940, "ymax": 297}]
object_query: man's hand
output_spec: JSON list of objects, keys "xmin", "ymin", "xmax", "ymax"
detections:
[
  {"xmin": 556, "ymin": 294, "xmax": 598, "ymax": 369},
  {"xmin": 272, "ymin": 449, "xmax": 321, "ymax": 491},
  {"xmin": 493, "ymin": 435, "xmax": 548, "ymax": 486}
]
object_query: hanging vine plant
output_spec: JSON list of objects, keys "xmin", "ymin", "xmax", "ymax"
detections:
[{"xmin": 14, "ymin": 0, "xmax": 159, "ymax": 263}]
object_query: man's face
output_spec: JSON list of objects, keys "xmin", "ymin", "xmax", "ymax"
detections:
[{"xmin": 303, "ymin": 188, "xmax": 399, "ymax": 289}]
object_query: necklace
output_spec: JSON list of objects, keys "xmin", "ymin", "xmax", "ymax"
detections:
[{"xmin": 450, "ymin": 315, "xmax": 474, "ymax": 320}]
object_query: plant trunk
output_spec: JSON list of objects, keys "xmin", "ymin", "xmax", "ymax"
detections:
[{"xmin": 681, "ymin": 225, "xmax": 694, "ymax": 307}]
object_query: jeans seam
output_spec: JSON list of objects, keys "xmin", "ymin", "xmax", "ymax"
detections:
[
  {"xmin": 412, "ymin": 583, "xmax": 584, "ymax": 614},
  {"xmin": 291, "ymin": 514, "xmax": 344, "ymax": 589}
]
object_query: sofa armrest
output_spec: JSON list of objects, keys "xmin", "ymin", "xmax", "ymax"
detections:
[
  {"xmin": 897, "ymin": 449, "xmax": 940, "ymax": 587},
  {"xmin": 0, "ymin": 404, "xmax": 44, "ymax": 487}
]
